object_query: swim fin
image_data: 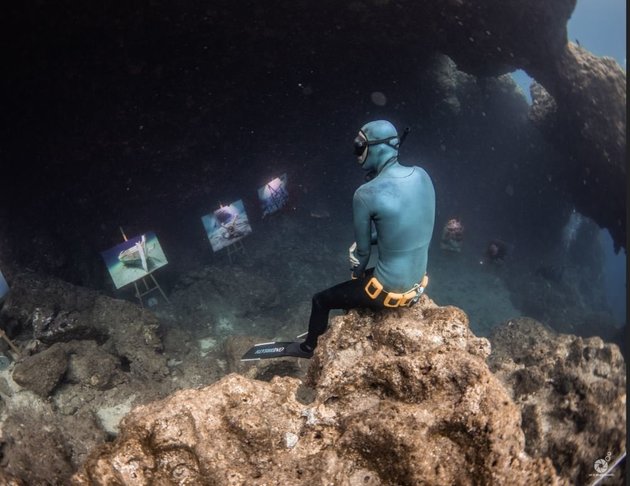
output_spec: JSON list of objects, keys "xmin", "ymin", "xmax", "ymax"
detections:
[{"xmin": 241, "ymin": 341, "xmax": 313, "ymax": 361}]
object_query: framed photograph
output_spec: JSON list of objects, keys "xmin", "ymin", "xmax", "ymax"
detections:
[
  {"xmin": 202, "ymin": 199, "xmax": 253, "ymax": 252},
  {"xmin": 0, "ymin": 269, "xmax": 8, "ymax": 301},
  {"xmin": 258, "ymin": 173, "xmax": 288, "ymax": 217},
  {"xmin": 101, "ymin": 232, "xmax": 168, "ymax": 289}
]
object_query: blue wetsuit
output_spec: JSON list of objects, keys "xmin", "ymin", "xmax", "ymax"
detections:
[
  {"xmin": 353, "ymin": 161, "xmax": 435, "ymax": 292},
  {"xmin": 300, "ymin": 120, "xmax": 436, "ymax": 353}
]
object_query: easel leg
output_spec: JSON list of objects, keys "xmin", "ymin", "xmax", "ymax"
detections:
[
  {"xmin": 134, "ymin": 281, "xmax": 144, "ymax": 308},
  {"xmin": 225, "ymin": 240, "xmax": 246, "ymax": 264},
  {"xmin": 150, "ymin": 274, "xmax": 170, "ymax": 303}
]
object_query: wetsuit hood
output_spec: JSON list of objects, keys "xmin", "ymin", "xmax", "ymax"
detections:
[{"xmin": 357, "ymin": 120, "xmax": 399, "ymax": 174}]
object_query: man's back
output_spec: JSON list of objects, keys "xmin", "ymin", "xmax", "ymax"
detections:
[{"xmin": 354, "ymin": 162, "xmax": 435, "ymax": 292}]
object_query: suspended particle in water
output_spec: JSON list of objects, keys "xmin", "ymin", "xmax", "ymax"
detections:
[{"xmin": 370, "ymin": 91, "xmax": 387, "ymax": 106}]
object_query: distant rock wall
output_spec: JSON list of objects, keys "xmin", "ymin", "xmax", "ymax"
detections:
[
  {"xmin": 528, "ymin": 44, "xmax": 626, "ymax": 251},
  {"xmin": 426, "ymin": 0, "xmax": 626, "ymax": 248}
]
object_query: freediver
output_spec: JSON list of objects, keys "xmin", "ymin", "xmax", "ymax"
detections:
[
  {"xmin": 481, "ymin": 239, "xmax": 508, "ymax": 265},
  {"xmin": 284, "ymin": 120, "xmax": 436, "ymax": 358},
  {"xmin": 440, "ymin": 217, "xmax": 464, "ymax": 252}
]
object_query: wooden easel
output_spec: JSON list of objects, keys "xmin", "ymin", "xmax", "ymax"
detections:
[
  {"xmin": 119, "ymin": 227, "xmax": 170, "ymax": 308},
  {"xmin": 226, "ymin": 239, "xmax": 246, "ymax": 264},
  {"xmin": 215, "ymin": 203, "xmax": 247, "ymax": 264},
  {"xmin": 0, "ymin": 328, "xmax": 20, "ymax": 359},
  {"xmin": 132, "ymin": 273, "xmax": 170, "ymax": 308}
]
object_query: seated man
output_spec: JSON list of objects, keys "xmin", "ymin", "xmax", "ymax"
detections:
[{"xmin": 286, "ymin": 120, "xmax": 436, "ymax": 358}]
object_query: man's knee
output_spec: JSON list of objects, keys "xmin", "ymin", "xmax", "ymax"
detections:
[{"xmin": 312, "ymin": 291, "xmax": 325, "ymax": 308}]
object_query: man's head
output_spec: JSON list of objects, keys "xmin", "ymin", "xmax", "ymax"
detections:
[{"xmin": 354, "ymin": 120, "xmax": 399, "ymax": 172}]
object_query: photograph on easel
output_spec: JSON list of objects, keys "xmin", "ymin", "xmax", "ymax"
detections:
[
  {"xmin": 100, "ymin": 232, "xmax": 168, "ymax": 289},
  {"xmin": 258, "ymin": 173, "xmax": 288, "ymax": 217},
  {"xmin": 0, "ymin": 269, "xmax": 8, "ymax": 301},
  {"xmin": 201, "ymin": 199, "xmax": 253, "ymax": 252}
]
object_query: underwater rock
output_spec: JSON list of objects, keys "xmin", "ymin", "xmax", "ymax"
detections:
[
  {"xmin": 63, "ymin": 340, "xmax": 122, "ymax": 390},
  {"xmin": 31, "ymin": 307, "xmax": 102, "ymax": 344},
  {"xmin": 529, "ymin": 81, "xmax": 558, "ymax": 132},
  {"xmin": 0, "ymin": 272, "xmax": 168, "ymax": 381},
  {"xmin": 12, "ymin": 343, "xmax": 68, "ymax": 398},
  {"xmin": 1, "ymin": 410, "xmax": 74, "ymax": 484},
  {"xmin": 488, "ymin": 317, "xmax": 626, "ymax": 485},
  {"xmin": 58, "ymin": 410, "xmax": 109, "ymax": 471},
  {"xmin": 0, "ymin": 470, "xmax": 23, "ymax": 485},
  {"xmin": 0, "ymin": 396, "xmax": 108, "ymax": 485},
  {"xmin": 74, "ymin": 296, "xmax": 561, "ymax": 485},
  {"xmin": 528, "ymin": 43, "xmax": 626, "ymax": 250},
  {"xmin": 420, "ymin": 0, "xmax": 626, "ymax": 250}
]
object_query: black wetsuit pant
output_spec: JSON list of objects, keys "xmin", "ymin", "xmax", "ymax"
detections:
[{"xmin": 303, "ymin": 268, "xmax": 384, "ymax": 350}]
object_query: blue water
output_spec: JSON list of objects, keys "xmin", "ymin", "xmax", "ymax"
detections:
[
  {"xmin": 599, "ymin": 229, "xmax": 627, "ymax": 325},
  {"xmin": 511, "ymin": 0, "xmax": 626, "ymax": 101},
  {"xmin": 511, "ymin": 70, "xmax": 533, "ymax": 104},
  {"xmin": 567, "ymin": 0, "xmax": 626, "ymax": 67}
]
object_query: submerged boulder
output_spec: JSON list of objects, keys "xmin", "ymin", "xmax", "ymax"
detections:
[
  {"xmin": 0, "ymin": 272, "xmax": 168, "ymax": 381},
  {"xmin": 74, "ymin": 296, "xmax": 562, "ymax": 485},
  {"xmin": 12, "ymin": 343, "xmax": 69, "ymax": 398},
  {"xmin": 488, "ymin": 317, "xmax": 626, "ymax": 485}
]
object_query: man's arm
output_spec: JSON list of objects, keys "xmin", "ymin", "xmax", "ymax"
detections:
[{"xmin": 352, "ymin": 190, "xmax": 372, "ymax": 278}]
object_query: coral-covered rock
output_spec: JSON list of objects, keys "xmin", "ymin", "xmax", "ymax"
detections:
[
  {"xmin": 488, "ymin": 318, "xmax": 626, "ymax": 484},
  {"xmin": 74, "ymin": 296, "xmax": 562, "ymax": 485}
]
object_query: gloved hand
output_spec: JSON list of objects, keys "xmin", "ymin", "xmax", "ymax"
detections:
[
  {"xmin": 349, "ymin": 242, "xmax": 360, "ymax": 279},
  {"xmin": 349, "ymin": 242, "xmax": 360, "ymax": 267}
]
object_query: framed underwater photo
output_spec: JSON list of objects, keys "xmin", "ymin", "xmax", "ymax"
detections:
[
  {"xmin": 0, "ymin": 269, "xmax": 8, "ymax": 301},
  {"xmin": 258, "ymin": 173, "xmax": 288, "ymax": 217},
  {"xmin": 100, "ymin": 232, "xmax": 168, "ymax": 289},
  {"xmin": 202, "ymin": 199, "xmax": 253, "ymax": 252}
]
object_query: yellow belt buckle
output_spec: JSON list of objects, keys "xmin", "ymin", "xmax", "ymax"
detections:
[
  {"xmin": 365, "ymin": 277, "xmax": 383, "ymax": 299},
  {"xmin": 420, "ymin": 274, "xmax": 429, "ymax": 291},
  {"xmin": 383, "ymin": 291, "xmax": 404, "ymax": 307},
  {"xmin": 386, "ymin": 289, "xmax": 419, "ymax": 307}
]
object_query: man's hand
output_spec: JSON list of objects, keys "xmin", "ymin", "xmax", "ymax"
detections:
[{"xmin": 349, "ymin": 242, "xmax": 360, "ymax": 267}]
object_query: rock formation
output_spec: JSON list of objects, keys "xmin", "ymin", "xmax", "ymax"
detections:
[
  {"xmin": 528, "ymin": 44, "xmax": 626, "ymax": 251},
  {"xmin": 0, "ymin": 273, "xmax": 171, "ymax": 483},
  {"xmin": 488, "ymin": 317, "xmax": 626, "ymax": 485},
  {"xmin": 74, "ymin": 296, "xmax": 566, "ymax": 485},
  {"xmin": 422, "ymin": 0, "xmax": 626, "ymax": 249},
  {"xmin": 0, "ymin": 268, "xmax": 623, "ymax": 484},
  {"xmin": 1, "ymin": 272, "xmax": 167, "ymax": 382}
]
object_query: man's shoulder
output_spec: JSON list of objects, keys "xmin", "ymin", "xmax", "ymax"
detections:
[
  {"xmin": 353, "ymin": 180, "xmax": 376, "ymax": 206},
  {"xmin": 354, "ymin": 179, "xmax": 376, "ymax": 196},
  {"xmin": 405, "ymin": 164, "xmax": 432, "ymax": 183}
]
